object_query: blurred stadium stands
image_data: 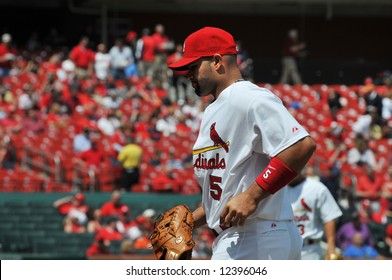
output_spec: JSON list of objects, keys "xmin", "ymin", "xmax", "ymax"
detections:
[
  {"xmin": 1, "ymin": 0, "xmax": 392, "ymax": 84},
  {"xmin": 0, "ymin": 193, "xmax": 201, "ymax": 259}
]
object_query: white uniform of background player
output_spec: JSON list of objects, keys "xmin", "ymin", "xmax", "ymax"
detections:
[
  {"xmin": 193, "ymin": 81, "xmax": 309, "ymax": 259},
  {"xmin": 287, "ymin": 175, "xmax": 343, "ymax": 260}
]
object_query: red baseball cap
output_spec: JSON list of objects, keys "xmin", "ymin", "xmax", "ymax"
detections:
[
  {"xmin": 75, "ymin": 193, "xmax": 85, "ymax": 202},
  {"xmin": 126, "ymin": 31, "xmax": 137, "ymax": 42},
  {"xmin": 168, "ymin": 26, "xmax": 238, "ymax": 71}
]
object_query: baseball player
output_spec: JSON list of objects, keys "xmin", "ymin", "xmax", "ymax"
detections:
[
  {"xmin": 287, "ymin": 170, "xmax": 343, "ymax": 260},
  {"xmin": 168, "ymin": 27, "xmax": 316, "ymax": 260}
]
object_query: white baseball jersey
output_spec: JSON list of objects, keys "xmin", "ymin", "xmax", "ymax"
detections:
[
  {"xmin": 287, "ymin": 178, "xmax": 343, "ymax": 240},
  {"xmin": 192, "ymin": 81, "xmax": 310, "ymax": 234}
]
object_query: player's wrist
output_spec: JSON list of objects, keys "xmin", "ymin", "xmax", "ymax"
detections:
[
  {"xmin": 247, "ymin": 182, "xmax": 270, "ymax": 204},
  {"xmin": 192, "ymin": 207, "xmax": 207, "ymax": 228},
  {"xmin": 255, "ymin": 157, "xmax": 298, "ymax": 194}
]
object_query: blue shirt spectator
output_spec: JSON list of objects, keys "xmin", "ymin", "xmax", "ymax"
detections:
[{"xmin": 342, "ymin": 232, "xmax": 380, "ymax": 259}]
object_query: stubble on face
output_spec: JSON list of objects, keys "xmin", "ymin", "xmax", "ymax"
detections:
[{"xmin": 194, "ymin": 61, "xmax": 214, "ymax": 97}]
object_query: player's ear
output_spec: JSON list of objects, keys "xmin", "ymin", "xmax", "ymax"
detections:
[{"xmin": 212, "ymin": 54, "xmax": 223, "ymax": 68}]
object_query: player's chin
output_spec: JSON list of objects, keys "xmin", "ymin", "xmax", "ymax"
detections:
[
  {"xmin": 195, "ymin": 87, "xmax": 210, "ymax": 97},
  {"xmin": 194, "ymin": 87, "xmax": 202, "ymax": 96}
]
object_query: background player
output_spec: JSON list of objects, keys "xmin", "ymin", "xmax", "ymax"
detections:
[
  {"xmin": 168, "ymin": 26, "xmax": 316, "ymax": 260},
  {"xmin": 287, "ymin": 167, "xmax": 343, "ymax": 260}
]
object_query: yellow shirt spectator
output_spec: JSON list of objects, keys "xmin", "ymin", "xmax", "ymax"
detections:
[{"xmin": 117, "ymin": 143, "xmax": 142, "ymax": 169}]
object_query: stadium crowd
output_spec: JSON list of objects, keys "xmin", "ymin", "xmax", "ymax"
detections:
[
  {"xmin": 52, "ymin": 190, "xmax": 214, "ymax": 258},
  {"xmin": 0, "ymin": 23, "xmax": 391, "ymax": 259}
]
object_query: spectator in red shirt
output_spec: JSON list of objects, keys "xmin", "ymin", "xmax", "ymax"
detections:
[
  {"xmin": 151, "ymin": 23, "xmax": 174, "ymax": 82},
  {"xmin": 381, "ymin": 165, "xmax": 392, "ymax": 199},
  {"xmin": 22, "ymin": 107, "xmax": 45, "ymax": 135},
  {"xmin": 41, "ymin": 53, "xmax": 62, "ymax": 78},
  {"xmin": 151, "ymin": 165, "xmax": 181, "ymax": 193},
  {"xmin": 53, "ymin": 193, "xmax": 90, "ymax": 215},
  {"xmin": 53, "ymin": 193, "xmax": 90, "ymax": 227},
  {"xmin": 100, "ymin": 190, "xmax": 128, "ymax": 217},
  {"xmin": 371, "ymin": 197, "xmax": 391, "ymax": 224},
  {"xmin": 86, "ymin": 217, "xmax": 122, "ymax": 257},
  {"xmin": 135, "ymin": 28, "xmax": 155, "ymax": 79},
  {"xmin": 69, "ymin": 36, "xmax": 95, "ymax": 79},
  {"xmin": 77, "ymin": 140, "xmax": 105, "ymax": 168},
  {"xmin": 355, "ymin": 164, "xmax": 383, "ymax": 201},
  {"xmin": 45, "ymin": 102, "xmax": 70, "ymax": 129},
  {"xmin": 152, "ymin": 23, "xmax": 171, "ymax": 56},
  {"xmin": 0, "ymin": 107, "xmax": 22, "ymax": 135},
  {"xmin": 86, "ymin": 235, "xmax": 111, "ymax": 257},
  {"xmin": 97, "ymin": 217, "xmax": 123, "ymax": 241}
]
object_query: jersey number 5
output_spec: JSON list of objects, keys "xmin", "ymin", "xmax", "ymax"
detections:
[
  {"xmin": 209, "ymin": 175, "xmax": 222, "ymax": 200},
  {"xmin": 263, "ymin": 169, "xmax": 272, "ymax": 179}
]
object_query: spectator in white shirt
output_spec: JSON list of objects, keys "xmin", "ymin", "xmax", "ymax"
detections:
[
  {"xmin": 73, "ymin": 126, "xmax": 92, "ymax": 153},
  {"xmin": 347, "ymin": 134, "xmax": 377, "ymax": 171},
  {"xmin": 109, "ymin": 38, "xmax": 134, "ymax": 80},
  {"xmin": 382, "ymin": 91, "xmax": 392, "ymax": 120},
  {"xmin": 94, "ymin": 43, "xmax": 111, "ymax": 81},
  {"xmin": 352, "ymin": 105, "xmax": 384, "ymax": 140}
]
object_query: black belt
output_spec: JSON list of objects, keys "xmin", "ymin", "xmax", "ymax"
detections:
[
  {"xmin": 212, "ymin": 225, "xmax": 232, "ymax": 237},
  {"xmin": 125, "ymin": 167, "xmax": 138, "ymax": 172},
  {"xmin": 303, "ymin": 238, "xmax": 320, "ymax": 246}
]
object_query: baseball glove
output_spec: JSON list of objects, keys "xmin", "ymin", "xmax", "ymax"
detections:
[{"xmin": 150, "ymin": 204, "xmax": 195, "ymax": 260}]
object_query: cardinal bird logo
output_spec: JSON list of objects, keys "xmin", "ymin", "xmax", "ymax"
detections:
[
  {"xmin": 210, "ymin": 122, "xmax": 229, "ymax": 153},
  {"xmin": 300, "ymin": 198, "xmax": 312, "ymax": 212}
]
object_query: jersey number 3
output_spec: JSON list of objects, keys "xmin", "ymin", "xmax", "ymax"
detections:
[
  {"xmin": 297, "ymin": 224, "xmax": 305, "ymax": 235},
  {"xmin": 209, "ymin": 175, "xmax": 222, "ymax": 200}
]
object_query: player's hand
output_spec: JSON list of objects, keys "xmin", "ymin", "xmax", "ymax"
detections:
[
  {"xmin": 325, "ymin": 253, "xmax": 339, "ymax": 260},
  {"xmin": 220, "ymin": 182, "xmax": 269, "ymax": 227}
]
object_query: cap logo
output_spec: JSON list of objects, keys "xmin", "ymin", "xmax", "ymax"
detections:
[{"xmin": 183, "ymin": 42, "xmax": 186, "ymax": 54}]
